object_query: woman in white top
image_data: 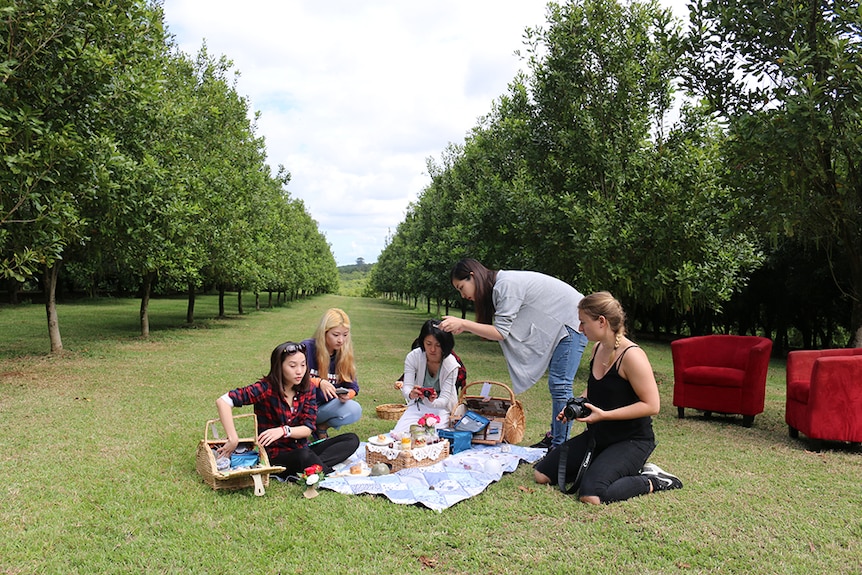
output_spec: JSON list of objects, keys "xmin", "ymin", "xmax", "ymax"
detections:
[{"xmin": 392, "ymin": 320, "xmax": 461, "ymax": 433}]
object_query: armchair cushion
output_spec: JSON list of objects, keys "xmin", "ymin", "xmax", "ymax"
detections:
[{"xmin": 683, "ymin": 366, "xmax": 745, "ymax": 388}]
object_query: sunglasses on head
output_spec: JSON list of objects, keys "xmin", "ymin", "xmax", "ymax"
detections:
[{"xmin": 281, "ymin": 342, "xmax": 306, "ymax": 355}]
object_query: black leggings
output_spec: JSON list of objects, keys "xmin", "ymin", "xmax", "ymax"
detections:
[
  {"xmin": 271, "ymin": 433, "xmax": 360, "ymax": 477},
  {"xmin": 535, "ymin": 431, "xmax": 655, "ymax": 503}
]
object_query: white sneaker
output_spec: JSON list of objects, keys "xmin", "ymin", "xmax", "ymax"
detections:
[{"xmin": 640, "ymin": 462, "xmax": 682, "ymax": 491}]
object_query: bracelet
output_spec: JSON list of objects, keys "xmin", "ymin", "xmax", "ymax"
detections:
[{"xmin": 283, "ymin": 425, "xmax": 291, "ymax": 438}]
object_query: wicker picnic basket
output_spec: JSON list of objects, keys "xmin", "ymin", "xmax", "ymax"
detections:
[
  {"xmin": 366, "ymin": 440, "xmax": 450, "ymax": 473},
  {"xmin": 195, "ymin": 413, "xmax": 286, "ymax": 496},
  {"xmin": 451, "ymin": 381, "xmax": 526, "ymax": 445},
  {"xmin": 376, "ymin": 403, "xmax": 408, "ymax": 420}
]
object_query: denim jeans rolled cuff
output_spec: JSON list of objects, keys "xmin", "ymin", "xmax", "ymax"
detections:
[
  {"xmin": 548, "ymin": 326, "xmax": 588, "ymax": 446},
  {"xmin": 316, "ymin": 398, "xmax": 362, "ymax": 429}
]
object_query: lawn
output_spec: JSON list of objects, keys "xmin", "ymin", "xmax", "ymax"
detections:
[{"xmin": 0, "ymin": 294, "xmax": 859, "ymax": 574}]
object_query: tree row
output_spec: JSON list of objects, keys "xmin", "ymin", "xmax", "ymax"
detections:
[{"xmin": 1, "ymin": 1, "xmax": 338, "ymax": 352}]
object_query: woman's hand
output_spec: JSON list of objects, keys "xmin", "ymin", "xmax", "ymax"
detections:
[
  {"xmin": 216, "ymin": 437, "xmax": 238, "ymax": 458},
  {"xmin": 257, "ymin": 426, "xmax": 285, "ymax": 447},
  {"xmin": 556, "ymin": 402, "xmax": 603, "ymax": 424},
  {"xmin": 439, "ymin": 316, "xmax": 464, "ymax": 334},
  {"xmin": 394, "ymin": 381, "xmax": 403, "ymax": 390},
  {"xmin": 320, "ymin": 380, "xmax": 338, "ymax": 400},
  {"xmin": 578, "ymin": 402, "xmax": 603, "ymax": 423}
]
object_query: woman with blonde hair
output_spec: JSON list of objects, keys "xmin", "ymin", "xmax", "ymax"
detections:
[
  {"xmin": 533, "ymin": 291, "xmax": 682, "ymax": 504},
  {"xmin": 302, "ymin": 308, "xmax": 362, "ymax": 439}
]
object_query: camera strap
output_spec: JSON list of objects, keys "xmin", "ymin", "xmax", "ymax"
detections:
[{"xmin": 557, "ymin": 432, "xmax": 595, "ymax": 494}]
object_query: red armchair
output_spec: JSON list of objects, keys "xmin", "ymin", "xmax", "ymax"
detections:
[
  {"xmin": 786, "ymin": 349, "xmax": 862, "ymax": 450},
  {"xmin": 672, "ymin": 335, "xmax": 773, "ymax": 427}
]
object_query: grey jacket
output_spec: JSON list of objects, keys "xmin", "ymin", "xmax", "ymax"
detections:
[{"xmin": 493, "ymin": 270, "xmax": 583, "ymax": 393}]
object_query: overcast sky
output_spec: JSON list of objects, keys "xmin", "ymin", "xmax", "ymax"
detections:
[{"xmin": 162, "ymin": 1, "xmax": 688, "ymax": 266}]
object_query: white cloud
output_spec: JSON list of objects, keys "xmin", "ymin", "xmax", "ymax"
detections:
[{"xmin": 162, "ymin": 0, "xmax": 689, "ymax": 266}]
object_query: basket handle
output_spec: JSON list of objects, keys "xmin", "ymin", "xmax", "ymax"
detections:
[
  {"xmin": 457, "ymin": 381, "xmax": 516, "ymax": 403},
  {"xmin": 203, "ymin": 412, "xmax": 259, "ymax": 442}
]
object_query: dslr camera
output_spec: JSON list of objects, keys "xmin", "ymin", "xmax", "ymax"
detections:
[
  {"xmin": 563, "ymin": 396, "xmax": 591, "ymax": 420},
  {"xmin": 417, "ymin": 387, "xmax": 435, "ymax": 399}
]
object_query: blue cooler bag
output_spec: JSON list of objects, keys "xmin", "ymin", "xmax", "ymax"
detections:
[{"xmin": 438, "ymin": 428, "xmax": 473, "ymax": 454}]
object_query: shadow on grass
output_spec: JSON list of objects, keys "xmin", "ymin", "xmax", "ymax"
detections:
[{"xmin": 0, "ymin": 294, "xmax": 300, "ymax": 359}]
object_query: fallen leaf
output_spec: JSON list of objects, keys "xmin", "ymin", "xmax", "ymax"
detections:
[{"xmin": 419, "ymin": 555, "xmax": 438, "ymax": 568}]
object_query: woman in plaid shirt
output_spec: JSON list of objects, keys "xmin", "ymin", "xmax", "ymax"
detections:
[{"xmin": 216, "ymin": 341, "xmax": 359, "ymax": 478}]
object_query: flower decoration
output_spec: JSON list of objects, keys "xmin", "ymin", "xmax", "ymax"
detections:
[
  {"xmin": 299, "ymin": 464, "xmax": 326, "ymax": 487},
  {"xmin": 417, "ymin": 413, "xmax": 440, "ymax": 430}
]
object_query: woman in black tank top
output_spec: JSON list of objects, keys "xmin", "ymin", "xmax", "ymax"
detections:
[{"xmin": 533, "ymin": 292, "xmax": 683, "ymax": 503}]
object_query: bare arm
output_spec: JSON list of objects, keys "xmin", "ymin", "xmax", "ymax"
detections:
[{"xmin": 215, "ymin": 396, "xmax": 239, "ymax": 458}]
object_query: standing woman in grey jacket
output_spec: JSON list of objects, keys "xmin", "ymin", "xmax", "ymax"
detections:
[{"xmin": 440, "ymin": 258, "xmax": 587, "ymax": 448}]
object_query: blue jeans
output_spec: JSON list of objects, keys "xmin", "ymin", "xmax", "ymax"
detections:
[
  {"xmin": 548, "ymin": 326, "xmax": 588, "ymax": 446},
  {"xmin": 316, "ymin": 398, "xmax": 362, "ymax": 429}
]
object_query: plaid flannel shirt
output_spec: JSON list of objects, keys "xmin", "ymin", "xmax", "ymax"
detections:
[{"xmin": 227, "ymin": 378, "xmax": 317, "ymax": 460}]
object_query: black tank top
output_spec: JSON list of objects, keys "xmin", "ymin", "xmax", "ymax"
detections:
[{"xmin": 587, "ymin": 344, "xmax": 655, "ymax": 448}]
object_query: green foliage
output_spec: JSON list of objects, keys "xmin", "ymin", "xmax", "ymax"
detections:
[
  {"xmin": 683, "ymin": 0, "xmax": 862, "ymax": 341},
  {"xmin": 0, "ymin": 0, "xmax": 166, "ymax": 279},
  {"xmin": 0, "ymin": 0, "xmax": 338, "ymax": 345},
  {"xmin": 374, "ymin": 0, "xmax": 761, "ymax": 332},
  {"xmin": 338, "ymin": 262, "xmax": 373, "ymax": 297}
]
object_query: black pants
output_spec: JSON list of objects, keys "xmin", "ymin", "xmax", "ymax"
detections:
[
  {"xmin": 535, "ymin": 431, "xmax": 654, "ymax": 503},
  {"xmin": 272, "ymin": 433, "xmax": 360, "ymax": 477}
]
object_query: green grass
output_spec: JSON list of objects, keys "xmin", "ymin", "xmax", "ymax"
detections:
[{"xmin": 1, "ymin": 294, "xmax": 860, "ymax": 574}]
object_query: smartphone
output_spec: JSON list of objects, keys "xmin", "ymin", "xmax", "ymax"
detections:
[{"xmin": 335, "ymin": 388, "xmax": 349, "ymax": 395}]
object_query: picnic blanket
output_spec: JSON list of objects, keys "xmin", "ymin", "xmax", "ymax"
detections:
[{"xmin": 319, "ymin": 443, "xmax": 546, "ymax": 512}]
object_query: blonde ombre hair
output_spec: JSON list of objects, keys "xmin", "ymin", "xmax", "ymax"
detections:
[
  {"xmin": 579, "ymin": 291, "xmax": 627, "ymax": 365},
  {"xmin": 314, "ymin": 308, "xmax": 356, "ymax": 383}
]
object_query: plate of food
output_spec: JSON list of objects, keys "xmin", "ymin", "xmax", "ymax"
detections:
[
  {"xmin": 333, "ymin": 462, "xmax": 371, "ymax": 477},
  {"xmin": 367, "ymin": 433, "xmax": 394, "ymax": 446}
]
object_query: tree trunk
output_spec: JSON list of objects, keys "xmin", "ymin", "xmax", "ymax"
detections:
[
  {"xmin": 218, "ymin": 286, "xmax": 226, "ymax": 318},
  {"xmin": 254, "ymin": 291, "xmax": 260, "ymax": 311},
  {"xmin": 186, "ymin": 281, "xmax": 196, "ymax": 324},
  {"xmin": 237, "ymin": 288, "xmax": 244, "ymax": 315},
  {"xmin": 44, "ymin": 263, "xmax": 63, "ymax": 354},
  {"xmin": 8, "ymin": 279, "xmax": 21, "ymax": 305},
  {"xmin": 140, "ymin": 271, "xmax": 155, "ymax": 337}
]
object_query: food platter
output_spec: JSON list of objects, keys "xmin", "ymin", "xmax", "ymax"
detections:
[{"xmin": 367, "ymin": 434, "xmax": 394, "ymax": 446}]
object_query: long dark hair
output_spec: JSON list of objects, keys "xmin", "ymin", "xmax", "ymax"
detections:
[
  {"xmin": 450, "ymin": 258, "xmax": 497, "ymax": 324},
  {"xmin": 266, "ymin": 341, "xmax": 311, "ymax": 396},
  {"xmin": 417, "ymin": 319, "xmax": 455, "ymax": 358}
]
